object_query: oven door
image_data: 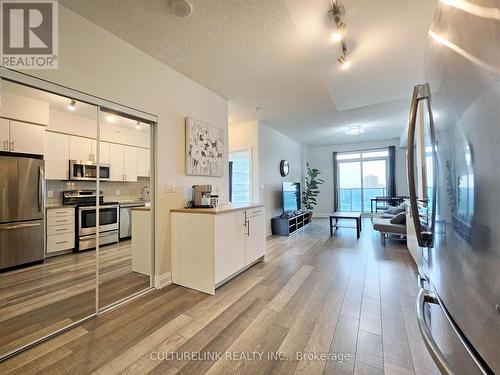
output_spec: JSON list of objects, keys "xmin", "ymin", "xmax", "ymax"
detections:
[{"xmin": 78, "ymin": 205, "xmax": 119, "ymax": 236}]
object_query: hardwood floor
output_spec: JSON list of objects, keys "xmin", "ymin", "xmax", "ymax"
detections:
[
  {"xmin": 0, "ymin": 219, "xmax": 440, "ymax": 374},
  {"xmin": 0, "ymin": 240, "xmax": 150, "ymax": 358}
]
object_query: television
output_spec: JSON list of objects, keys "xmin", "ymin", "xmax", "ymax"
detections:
[{"xmin": 282, "ymin": 182, "xmax": 301, "ymax": 213}]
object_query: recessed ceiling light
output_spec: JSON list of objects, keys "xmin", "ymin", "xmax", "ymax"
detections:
[
  {"xmin": 67, "ymin": 100, "xmax": 76, "ymax": 111},
  {"xmin": 106, "ymin": 114, "xmax": 116, "ymax": 123},
  {"xmin": 345, "ymin": 125, "xmax": 364, "ymax": 135},
  {"xmin": 135, "ymin": 121, "xmax": 142, "ymax": 130}
]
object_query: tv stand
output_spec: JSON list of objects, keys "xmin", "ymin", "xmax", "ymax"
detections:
[{"xmin": 271, "ymin": 211, "xmax": 311, "ymax": 236}]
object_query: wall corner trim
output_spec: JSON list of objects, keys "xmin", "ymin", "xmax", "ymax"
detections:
[{"xmin": 154, "ymin": 272, "xmax": 172, "ymax": 289}]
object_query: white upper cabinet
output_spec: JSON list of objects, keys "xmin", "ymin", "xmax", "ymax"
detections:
[
  {"xmin": 0, "ymin": 119, "xmax": 9, "ymax": 152},
  {"xmin": 109, "ymin": 143, "xmax": 124, "ymax": 181},
  {"xmin": 92, "ymin": 140, "xmax": 110, "ymax": 164},
  {"xmin": 7, "ymin": 120, "xmax": 45, "ymax": 155},
  {"xmin": 1, "ymin": 92, "xmax": 49, "ymax": 126},
  {"xmin": 123, "ymin": 146, "xmax": 137, "ymax": 182},
  {"xmin": 136, "ymin": 148, "xmax": 150, "ymax": 177},
  {"xmin": 69, "ymin": 136, "xmax": 93, "ymax": 161},
  {"xmin": 45, "ymin": 132, "xmax": 69, "ymax": 180}
]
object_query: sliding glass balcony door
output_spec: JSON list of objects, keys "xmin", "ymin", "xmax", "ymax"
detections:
[{"xmin": 337, "ymin": 150, "xmax": 389, "ymax": 212}]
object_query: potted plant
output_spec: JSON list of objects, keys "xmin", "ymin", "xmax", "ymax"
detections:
[{"xmin": 302, "ymin": 162, "xmax": 324, "ymax": 221}]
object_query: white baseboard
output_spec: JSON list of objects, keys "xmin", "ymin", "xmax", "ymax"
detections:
[{"xmin": 154, "ymin": 272, "xmax": 172, "ymax": 289}]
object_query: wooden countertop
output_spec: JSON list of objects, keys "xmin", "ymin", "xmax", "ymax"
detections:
[
  {"xmin": 171, "ymin": 203, "xmax": 265, "ymax": 215},
  {"xmin": 131, "ymin": 206, "xmax": 151, "ymax": 212}
]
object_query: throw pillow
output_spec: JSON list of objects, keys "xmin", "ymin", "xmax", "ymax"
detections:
[
  {"xmin": 390, "ymin": 212, "xmax": 406, "ymax": 224},
  {"xmin": 387, "ymin": 206, "xmax": 405, "ymax": 215}
]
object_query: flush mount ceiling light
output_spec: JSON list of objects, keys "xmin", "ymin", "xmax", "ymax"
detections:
[
  {"xmin": 170, "ymin": 0, "xmax": 192, "ymax": 17},
  {"xmin": 135, "ymin": 121, "xmax": 142, "ymax": 130},
  {"xmin": 67, "ymin": 99, "xmax": 76, "ymax": 111},
  {"xmin": 345, "ymin": 125, "xmax": 364, "ymax": 135}
]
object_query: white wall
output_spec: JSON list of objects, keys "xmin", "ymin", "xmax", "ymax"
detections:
[
  {"xmin": 23, "ymin": 5, "xmax": 228, "ymax": 280},
  {"xmin": 229, "ymin": 121, "xmax": 303, "ymax": 235},
  {"xmin": 228, "ymin": 121, "xmax": 260, "ymax": 202},
  {"xmin": 306, "ymin": 139, "xmax": 408, "ymax": 217},
  {"xmin": 259, "ymin": 123, "xmax": 303, "ymax": 235}
]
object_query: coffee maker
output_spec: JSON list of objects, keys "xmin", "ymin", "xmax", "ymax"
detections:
[{"xmin": 192, "ymin": 184, "xmax": 213, "ymax": 208}]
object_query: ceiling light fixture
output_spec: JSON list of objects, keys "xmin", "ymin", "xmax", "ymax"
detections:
[
  {"xmin": 67, "ymin": 99, "xmax": 76, "ymax": 111},
  {"xmin": 328, "ymin": 1, "xmax": 351, "ymax": 71},
  {"xmin": 135, "ymin": 121, "xmax": 142, "ymax": 130},
  {"xmin": 171, "ymin": 0, "xmax": 192, "ymax": 17},
  {"xmin": 331, "ymin": 22, "xmax": 347, "ymax": 42},
  {"xmin": 338, "ymin": 43, "xmax": 350, "ymax": 70},
  {"xmin": 106, "ymin": 114, "xmax": 116, "ymax": 123},
  {"xmin": 345, "ymin": 125, "xmax": 364, "ymax": 135}
]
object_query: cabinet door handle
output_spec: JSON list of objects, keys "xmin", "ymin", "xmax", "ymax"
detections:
[
  {"xmin": 10, "ymin": 141, "xmax": 14, "ymax": 151},
  {"xmin": 247, "ymin": 220, "xmax": 250, "ymax": 236},
  {"xmin": 56, "ymin": 241, "xmax": 68, "ymax": 245},
  {"xmin": 3, "ymin": 140, "xmax": 7, "ymax": 151}
]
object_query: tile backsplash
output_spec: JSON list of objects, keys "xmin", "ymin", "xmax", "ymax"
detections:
[{"xmin": 46, "ymin": 177, "xmax": 150, "ymax": 204}]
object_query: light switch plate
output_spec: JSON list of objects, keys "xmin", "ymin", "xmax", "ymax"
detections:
[
  {"xmin": 116, "ymin": 190, "xmax": 120, "ymax": 196},
  {"xmin": 47, "ymin": 190, "xmax": 54, "ymax": 198},
  {"xmin": 164, "ymin": 182, "xmax": 176, "ymax": 193}
]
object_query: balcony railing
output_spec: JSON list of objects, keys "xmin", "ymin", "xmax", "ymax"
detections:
[{"xmin": 339, "ymin": 188, "xmax": 387, "ymax": 212}]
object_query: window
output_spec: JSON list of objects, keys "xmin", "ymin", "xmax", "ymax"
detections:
[
  {"xmin": 337, "ymin": 148, "xmax": 389, "ymax": 212},
  {"xmin": 229, "ymin": 150, "xmax": 251, "ymax": 204}
]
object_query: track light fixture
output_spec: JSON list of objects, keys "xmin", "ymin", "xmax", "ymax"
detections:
[
  {"xmin": 135, "ymin": 121, "xmax": 141, "ymax": 130},
  {"xmin": 329, "ymin": 0, "xmax": 351, "ymax": 70},
  {"xmin": 331, "ymin": 21, "xmax": 347, "ymax": 42},
  {"xmin": 67, "ymin": 99, "xmax": 76, "ymax": 111}
]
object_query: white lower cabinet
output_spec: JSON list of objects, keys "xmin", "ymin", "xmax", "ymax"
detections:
[
  {"xmin": 171, "ymin": 205, "xmax": 266, "ymax": 295},
  {"xmin": 46, "ymin": 207, "xmax": 75, "ymax": 255},
  {"xmin": 244, "ymin": 208, "xmax": 266, "ymax": 265},
  {"xmin": 214, "ymin": 211, "xmax": 246, "ymax": 284}
]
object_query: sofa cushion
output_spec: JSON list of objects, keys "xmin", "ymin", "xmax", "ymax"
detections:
[
  {"xmin": 390, "ymin": 212, "xmax": 406, "ymax": 224},
  {"xmin": 373, "ymin": 217, "xmax": 406, "ymax": 235},
  {"xmin": 386, "ymin": 205, "xmax": 405, "ymax": 215}
]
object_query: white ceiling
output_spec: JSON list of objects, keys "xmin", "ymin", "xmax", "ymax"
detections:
[{"xmin": 59, "ymin": 0, "xmax": 436, "ymax": 145}]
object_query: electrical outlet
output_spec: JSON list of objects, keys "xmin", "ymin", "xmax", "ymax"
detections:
[
  {"xmin": 116, "ymin": 190, "xmax": 120, "ymax": 196},
  {"xmin": 47, "ymin": 190, "xmax": 54, "ymax": 198}
]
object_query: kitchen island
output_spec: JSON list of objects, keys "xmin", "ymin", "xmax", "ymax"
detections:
[{"xmin": 171, "ymin": 203, "xmax": 266, "ymax": 294}]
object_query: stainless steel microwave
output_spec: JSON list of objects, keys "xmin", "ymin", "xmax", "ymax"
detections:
[{"xmin": 69, "ymin": 160, "xmax": 111, "ymax": 181}]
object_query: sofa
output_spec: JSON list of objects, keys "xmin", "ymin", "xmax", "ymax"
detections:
[{"xmin": 372, "ymin": 203, "xmax": 407, "ymax": 245}]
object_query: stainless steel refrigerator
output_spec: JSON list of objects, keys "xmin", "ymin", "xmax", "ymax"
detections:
[
  {"xmin": 406, "ymin": 2, "xmax": 500, "ymax": 374},
  {"xmin": 0, "ymin": 155, "xmax": 45, "ymax": 270}
]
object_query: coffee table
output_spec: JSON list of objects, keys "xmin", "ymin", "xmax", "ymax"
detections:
[{"xmin": 329, "ymin": 212, "xmax": 362, "ymax": 239}]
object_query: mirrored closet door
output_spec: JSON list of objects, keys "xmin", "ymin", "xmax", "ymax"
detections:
[
  {"xmin": 0, "ymin": 74, "xmax": 155, "ymax": 360},
  {"xmin": 97, "ymin": 109, "xmax": 153, "ymax": 310},
  {"xmin": 0, "ymin": 79, "xmax": 98, "ymax": 358}
]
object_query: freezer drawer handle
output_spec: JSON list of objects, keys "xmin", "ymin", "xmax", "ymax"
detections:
[
  {"xmin": 0, "ymin": 222, "xmax": 41, "ymax": 230},
  {"xmin": 416, "ymin": 288, "xmax": 489, "ymax": 375}
]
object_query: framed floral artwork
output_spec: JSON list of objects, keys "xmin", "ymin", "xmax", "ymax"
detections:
[{"xmin": 185, "ymin": 116, "xmax": 224, "ymax": 176}]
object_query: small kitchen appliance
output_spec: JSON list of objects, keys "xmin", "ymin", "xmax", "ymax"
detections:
[{"xmin": 192, "ymin": 185, "xmax": 213, "ymax": 208}]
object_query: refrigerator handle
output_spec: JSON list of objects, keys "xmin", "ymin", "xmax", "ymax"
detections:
[
  {"xmin": 425, "ymin": 86, "xmax": 438, "ymax": 241},
  {"xmin": 38, "ymin": 166, "xmax": 43, "ymax": 212},
  {"xmin": 416, "ymin": 287, "xmax": 490, "ymax": 375},
  {"xmin": 407, "ymin": 85, "xmax": 424, "ymax": 245},
  {"xmin": 407, "ymin": 84, "xmax": 433, "ymax": 247}
]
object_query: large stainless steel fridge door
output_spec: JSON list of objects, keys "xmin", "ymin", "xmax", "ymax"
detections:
[
  {"xmin": 0, "ymin": 156, "xmax": 19, "ymax": 223},
  {"xmin": 0, "ymin": 219, "xmax": 44, "ymax": 269},
  {"xmin": 17, "ymin": 157, "xmax": 44, "ymax": 221},
  {"xmin": 418, "ymin": 2, "xmax": 500, "ymax": 373}
]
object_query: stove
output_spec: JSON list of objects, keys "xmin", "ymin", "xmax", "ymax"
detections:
[{"xmin": 63, "ymin": 190, "xmax": 120, "ymax": 251}]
